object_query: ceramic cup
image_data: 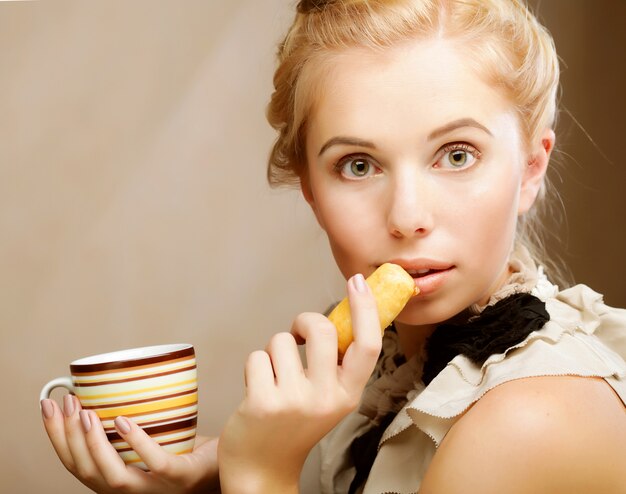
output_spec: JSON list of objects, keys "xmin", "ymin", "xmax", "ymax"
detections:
[{"xmin": 40, "ymin": 343, "xmax": 198, "ymax": 470}]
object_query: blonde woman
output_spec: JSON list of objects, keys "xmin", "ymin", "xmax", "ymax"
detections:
[{"xmin": 41, "ymin": 1, "xmax": 626, "ymax": 493}]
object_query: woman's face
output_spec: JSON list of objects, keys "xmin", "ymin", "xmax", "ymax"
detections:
[{"xmin": 303, "ymin": 37, "xmax": 546, "ymax": 326}]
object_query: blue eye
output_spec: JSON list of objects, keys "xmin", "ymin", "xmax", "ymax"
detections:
[{"xmin": 336, "ymin": 155, "xmax": 379, "ymax": 179}]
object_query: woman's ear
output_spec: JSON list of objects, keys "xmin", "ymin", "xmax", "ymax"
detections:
[
  {"xmin": 300, "ymin": 173, "xmax": 326, "ymax": 230},
  {"xmin": 518, "ymin": 128, "xmax": 555, "ymax": 215}
]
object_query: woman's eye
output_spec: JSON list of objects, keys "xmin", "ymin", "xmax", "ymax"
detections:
[
  {"xmin": 335, "ymin": 155, "xmax": 379, "ymax": 179},
  {"xmin": 436, "ymin": 144, "xmax": 480, "ymax": 170}
]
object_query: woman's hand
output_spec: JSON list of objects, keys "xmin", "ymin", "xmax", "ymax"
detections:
[
  {"xmin": 218, "ymin": 273, "xmax": 382, "ymax": 493},
  {"xmin": 40, "ymin": 395, "xmax": 220, "ymax": 493}
]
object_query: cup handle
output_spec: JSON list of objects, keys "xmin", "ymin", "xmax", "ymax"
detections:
[{"xmin": 40, "ymin": 377, "xmax": 74, "ymax": 402}]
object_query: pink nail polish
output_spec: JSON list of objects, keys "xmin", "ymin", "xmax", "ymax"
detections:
[
  {"xmin": 63, "ymin": 394, "xmax": 74, "ymax": 418},
  {"xmin": 40, "ymin": 399, "xmax": 54, "ymax": 419},
  {"xmin": 353, "ymin": 273, "xmax": 367, "ymax": 293},
  {"xmin": 79, "ymin": 410, "xmax": 91, "ymax": 433},
  {"xmin": 115, "ymin": 416, "xmax": 131, "ymax": 434}
]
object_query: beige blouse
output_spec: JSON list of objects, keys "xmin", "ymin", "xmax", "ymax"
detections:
[{"xmin": 319, "ymin": 251, "xmax": 626, "ymax": 494}]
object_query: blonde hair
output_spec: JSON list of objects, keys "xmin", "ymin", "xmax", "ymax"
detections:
[{"xmin": 267, "ymin": 0, "xmax": 567, "ymax": 284}]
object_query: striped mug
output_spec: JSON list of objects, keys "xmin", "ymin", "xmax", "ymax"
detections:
[{"xmin": 40, "ymin": 343, "xmax": 198, "ymax": 470}]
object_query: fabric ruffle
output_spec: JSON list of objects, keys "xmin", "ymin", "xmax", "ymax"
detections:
[
  {"xmin": 359, "ymin": 244, "xmax": 626, "ymax": 448},
  {"xmin": 358, "ymin": 245, "xmax": 551, "ymax": 428},
  {"xmin": 359, "ymin": 334, "xmax": 423, "ymax": 426},
  {"xmin": 402, "ymin": 282, "xmax": 626, "ymax": 448},
  {"xmin": 320, "ymin": 246, "xmax": 626, "ymax": 494},
  {"xmin": 422, "ymin": 292, "xmax": 549, "ymax": 386}
]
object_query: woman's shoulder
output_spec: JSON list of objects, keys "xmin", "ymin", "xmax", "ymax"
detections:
[
  {"xmin": 464, "ymin": 375, "xmax": 625, "ymax": 438},
  {"xmin": 420, "ymin": 375, "xmax": 626, "ymax": 494}
]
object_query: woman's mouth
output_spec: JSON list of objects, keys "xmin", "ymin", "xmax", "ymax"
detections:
[
  {"xmin": 406, "ymin": 268, "xmax": 441, "ymax": 278},
  {"xmin": 385, "ymin": 261, "xmax": 455, "ymax": 296},
  {"xmin": 407, "ymin": 267, "xmax": 454, "ymax": 295}
]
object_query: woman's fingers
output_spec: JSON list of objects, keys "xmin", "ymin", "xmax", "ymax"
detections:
[
  {"xmin": 42, "ymin": 398, "xmax": 221, "ymax": 493},
  {"xmin": 110, "ymin": 416, "xmax": 174, "ymax": 477},
  {"xmin": 62, "ymin": 395, "xmax": 101, "ymax": 481},
  {"xmin": 288, "ymin": 273, "xmax": 381, "ymax": 394},
  {"xmin": 291, "ymin": 312, "xmax": 338, "ymax": 387},
  {"xmin": 265, "ymin": 332, "xmax": 305, "ymax": 388},
  {"xmin": 244, "ymin": 350, "xmax": 276, "ymax": 400},
  {"xmin": 81, "ymin": 411, "xmax": 143, "ymax": 489},
  {"xmin": 41, "ymin": 398, "xmax": 75, "ymax": 470},
  {"xmin": 339, "ymin": 274, "xmax": 382, "ymax": 391}
]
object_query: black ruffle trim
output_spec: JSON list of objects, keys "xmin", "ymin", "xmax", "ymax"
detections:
[
  {"xmin": 422, "ymin": 292, "xmax": 550, "ymax": 385},
  {"xmin": 349, "ymin": 292, "xmax": 550, "ymax": 493}
]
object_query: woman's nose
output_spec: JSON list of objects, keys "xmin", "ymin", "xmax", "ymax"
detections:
[{"xmin": 386, "ymin": 175, "xmax": 434, "ymax": 239}]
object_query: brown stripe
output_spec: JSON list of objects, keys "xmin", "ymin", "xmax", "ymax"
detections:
[
  {"xmin": 74, "ymin": 364, "xmax": 197, "ymax": 386},
  {"xmin": 111, "ymin": 423, "xmax": 197, "ymax": 444},
  {"xmin": 107, "ymin": 416, "xmax": 197, "ymax": 442},
  {"xmin": 82, "ymin": 388, "xmax": 197, "ymax": 410},
  {"xmin": 111, "ymin": 424, "xmax": 197, "ymax": 447},
  {"xmin": 128, "ymin": 411, "xmax": 199, "ymax": 429},
  {"xmin": 102, "ymin": 401, "xmax": 198, "ymax": 424},
  {"xmin": 115, "ymin": 433, "xmax": 196, "ymax": 453},
  {"xmin": 103, "ymin": 411, "xmax": 198, "ymax": 433},
  {"xmin": 71, "ymin": 346, "xmax": 194, "ymax": 374}
]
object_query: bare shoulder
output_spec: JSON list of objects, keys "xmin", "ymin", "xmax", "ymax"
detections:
[{"xmin": 420, "ymin": 376, "xmax": 626, "ymax": 494}]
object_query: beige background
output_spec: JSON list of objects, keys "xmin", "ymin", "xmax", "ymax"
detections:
[{"xmin": 0, "ymin": 1, "xmax": 624, "ymax": 493}]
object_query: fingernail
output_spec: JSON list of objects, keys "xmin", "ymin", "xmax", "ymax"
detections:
[
  {"xmin": 79, "ymin": 410, "xmax": 91, "ymax": 433},
  {"xmin": 40, "ymin": 399, "xmax": 54, "ymax": 419},
  {"xmin": 63, "ymin": 394, "xmax": 74, "ymax": 417},
  {"xmin": 115, "ymin": 416, "xmax": 131, "ymax": 434},
  {"xmin": 353, "ymin": 273, "xmax": 367, "ymax": 293}
]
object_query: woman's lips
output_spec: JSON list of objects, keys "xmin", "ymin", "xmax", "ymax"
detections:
[
  {"xmin": 379, "ymin": 259, "xmax": 454, "ymax": 296},
  {"xmin": 410, "ymin": 267, "xmax": 454, "ymax": 295}
]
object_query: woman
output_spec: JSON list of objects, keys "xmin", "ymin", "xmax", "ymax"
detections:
[{"xmin": 41, "ymin": 1, "xmax": 626, "ymax": 492}]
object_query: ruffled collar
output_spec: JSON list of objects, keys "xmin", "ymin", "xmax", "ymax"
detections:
[
  {"xmin": 337, "ymin": 248, "xmax": 626, "ymax": 494},
  {"xmin": 358, "ymin": 330, "xmax": 424, "ymax": 426},
  {"xmin": 469, "ymin": 244, "xmax": 558, "ymax": 313},
  {"xmin": 358, "ymin": 244, "xmax": 549, "ymax": 424}
]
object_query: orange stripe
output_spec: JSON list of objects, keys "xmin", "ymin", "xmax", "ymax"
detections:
[
  {"xmin": 103, "ymin": 402, "xmax": 198, "ymax": 422},
  {"xmin": 83, "ymin": 388, "xmax": 197, "ymax": 410},
  {"xmin": 92, "ymin": 392, "xmax": 197, "ymax": 419},
  {"xmin": 124, "ymin": 448, "xmax": 193, "ymax": 464}
]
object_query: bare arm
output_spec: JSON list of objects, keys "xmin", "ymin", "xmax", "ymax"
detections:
[
  {"xmin": 217, "ymin": 274, "xmax": 382, "ymax": 493},
  {"xmin": 420, "ymin": 376, "xmax": 626, "ymax": 494}
]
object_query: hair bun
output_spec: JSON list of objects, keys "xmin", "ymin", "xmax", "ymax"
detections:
[{"xmin": 297, "ymin": 0, "xmax": 332, "ymax": 14}]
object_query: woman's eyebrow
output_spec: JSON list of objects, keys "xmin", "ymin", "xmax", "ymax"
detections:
[
  {"xmin": 318, "ymin": 118, "xmax": 491, "ymax": 156},
  {"xmin": 427, "ymin": 118, "xmax": 493, "ymax": 141},
  {"xmin": 318, "ymin": 136, "xmax": 376, "ymax": 157}
]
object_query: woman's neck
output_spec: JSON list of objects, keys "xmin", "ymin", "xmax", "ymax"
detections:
[
  {"xmin": 393, "ymin": 322, "xmax": 434, "ymax": 360},
  {"xmin": 394, "ymin": 309, "xmax": 473, "ymax": 359}
]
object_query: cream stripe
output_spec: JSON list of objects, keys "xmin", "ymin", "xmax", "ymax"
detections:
[
  {"xmin": 73, "ymin": 353, "xmax": 194, "ymax": 376},
  {"xmin": 113, "ymin": 428, "xmax": 196, "ymax": 448},
  {"xmin": 81, "ymin": 385, "xmax": 197, "ymax": 407},
  {"xmin": 73, "ymin": 358, "xmax": 196, "ymax": 383},
  {"xmin": 118, "ymin": 439, "xmax": 195, "ymax": 469},
  {"xmin": 77, "ymin": 370, "xmax": 196, "ymax": 396},
  {"xmin": 77, "ymin": 377, "xmax": 197, "ymax": 401}
]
